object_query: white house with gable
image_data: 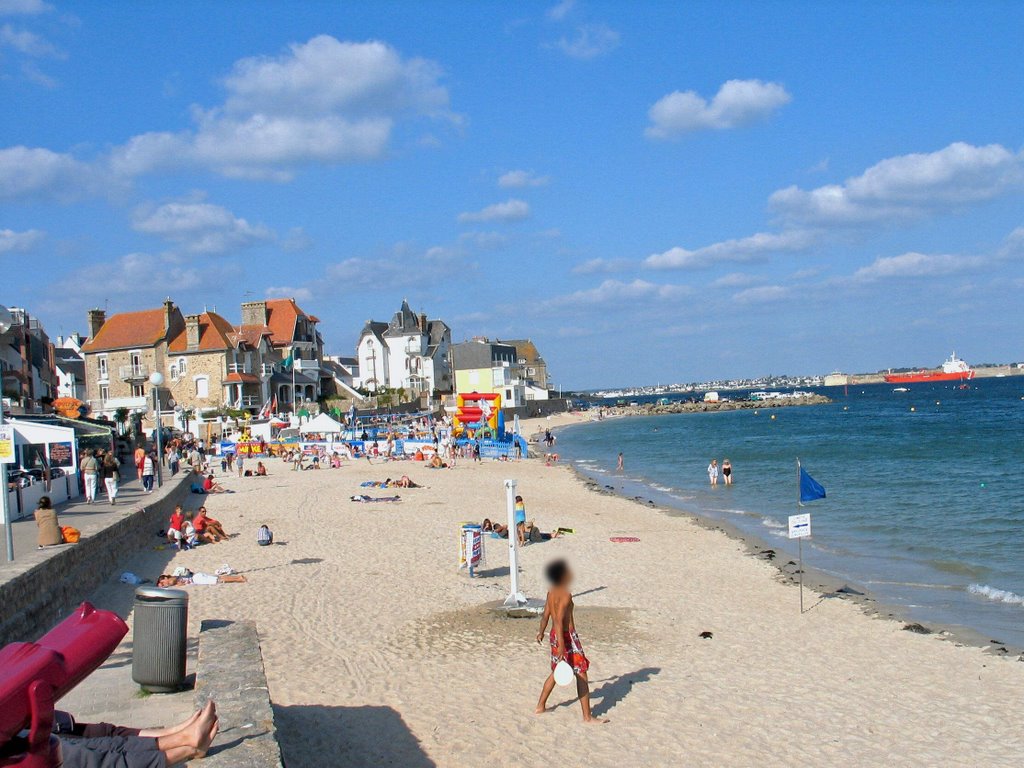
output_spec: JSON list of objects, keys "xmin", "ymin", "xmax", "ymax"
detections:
[{"xmin": 355, "ymin": 300, "xmax": 452, "ymax": 394}]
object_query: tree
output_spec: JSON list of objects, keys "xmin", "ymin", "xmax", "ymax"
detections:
[{"xmin": 113, "ymin": 407, "xmax": 130, "ymax": 436}]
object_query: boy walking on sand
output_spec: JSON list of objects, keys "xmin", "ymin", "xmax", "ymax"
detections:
[{"xmin": 535, "ymin": 559, "xmax": 608, "ymax": 723}]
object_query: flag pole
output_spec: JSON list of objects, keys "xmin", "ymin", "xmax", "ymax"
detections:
[{"xmin": 797, "ymin": 457, "xmax": 804, "ymax": 614}]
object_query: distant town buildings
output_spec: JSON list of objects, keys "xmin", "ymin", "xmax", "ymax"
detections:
[
  {"xmin": 0, "ymin": 306, "xmax": 57, "ymax": 413},
  {"xmin": 355, "ymin": 300, "xmax": 452, "ymax": 394},
  {"xmin": 499, "ymin": 338, "xmax": 550, "ymax": 390},
  {"xmin": 54, "ymin": 334, "xmax": 87, "ymax": 401}
]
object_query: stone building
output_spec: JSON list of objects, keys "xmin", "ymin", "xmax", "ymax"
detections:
[
  {"xmin": 0, "ymin": 306, "xmax": 57, "ymax": 413},
  {"xmin": 499, "ymin": 338, "xmax": 550, "ymax": 390}
]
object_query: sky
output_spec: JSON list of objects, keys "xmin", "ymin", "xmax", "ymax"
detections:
[{"xmin": 1, "ymin": 0, "xmax": 1023, "ymax": 388}]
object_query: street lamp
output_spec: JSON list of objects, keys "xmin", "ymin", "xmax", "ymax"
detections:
[
  {"xmin": 0, "ymin": 304, "xmax": 14, "ymax": 561},
  {"xmin": 148, "ymin": 371, "xmax": 165, "ymax": 488}
]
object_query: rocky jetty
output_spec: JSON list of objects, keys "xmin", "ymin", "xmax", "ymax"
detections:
[{"xmin": 606, "ymin": 393, "xmax": 831, "ymax": 417}]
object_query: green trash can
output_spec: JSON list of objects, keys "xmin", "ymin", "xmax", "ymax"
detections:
[{"xmin": 131, "ymin": 586, "xmax": 188, "ymax": 692}]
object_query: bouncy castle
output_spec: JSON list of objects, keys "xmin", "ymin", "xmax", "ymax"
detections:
[{"xmin": 453, "ymin": 392, "xmax": 504, "ymax": 437}]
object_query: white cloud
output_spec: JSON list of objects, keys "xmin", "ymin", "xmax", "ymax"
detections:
[
  {"xmin": 770, "ymin": 142, "xmax": 1024, "ymax": 226},
  {"xmin": 0, "ymin": 146, "xmax": 105, "ymax": 201},
  {"xmin": 458, "ymin": 198, "xmax": 530, "ymax": 223},
  {"xmin": 711, "ymin": 272, "xmax": 763, "ymax": 288},
  {"xmin": 498, "ymin": 169, "xmax": 550, "ymax": 188},
  {"xmin": 852, "ymin": 252, "xmax": 984, "ymax": 282},
  {"xmin": 545, "ymin": 278, "xmax": 690, "ymax": 309},
  {"xmin": 571, "ymin": 257, "xmax": 632, "ymax": 275},
  {"xmin": 459, "ymin": 230, "xmax": 508, "ymax": 249},
  {"xmin": 57, "ymin": 253, "xmax": 206, "ymax": 297},
  {"xmin": 546, "ymin": 0, "xmax": 575, "ymax": 21},
  {"xmin": 645, "ymin": 230, "xmax": 815, "ymax": 270},
  {"xmin": 266, "ymin": 285, "xmax": 312, "ymax": 302},
  {"xmin": 646, "ymin": 79, "xmax": 790, "ymax": 138},
  {"xmin": 732, "ymin": 285, "xmax": 791, "ymax": 304},
  {"xmin": 0, "ymin": 227, "xmax": 43, "ymax": 253},
  {"xmin": 0, "ymin": 0, "xmax": 53, "ymax": 14},
  {"xmin": 132, "ymin": 199, "xmax": 274, "ymax": 254},
  {"xmin": 106, "ymin": 36, "xmax": 451, "ymax": 181},
  {"xmin": 556, "ymin": 24, "xmax": 620, "ymax": 59},
  {"xmin": 0, "ymin": 22, "xmax": 57, "ymax": 56}
]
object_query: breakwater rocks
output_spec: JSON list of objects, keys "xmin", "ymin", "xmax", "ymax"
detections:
[{"xmin": 606, "ymin": 394, "xmax": 832, "ymax": 417}]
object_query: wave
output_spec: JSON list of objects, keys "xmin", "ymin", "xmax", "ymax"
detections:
[
  {"xmin": 762, "ymin": 519, "xmax": 785, "ymax": 530},
  {"xmin": 968, "ymin": 583, "xmax": 1024, "ymax": 606}
]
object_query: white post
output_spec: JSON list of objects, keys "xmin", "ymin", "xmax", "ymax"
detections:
[
  {"xmin": 503, "ymin": 479, "xmax": 526, "ymax": 607},
  {"xmin": 1, "ymin": 408, "xmax": 13, "ymax": 562}
]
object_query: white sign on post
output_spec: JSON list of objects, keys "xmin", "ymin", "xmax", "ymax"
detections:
[
  {"xmin": 788, "ymin": 513, "xmax": 811, "ymax": 539},
  {"xmin": 0, "ymin": 425, "xmax": 14, "ymax": 464}
]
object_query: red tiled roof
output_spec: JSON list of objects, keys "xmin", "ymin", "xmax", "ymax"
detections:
[
  {"xmin": 230, "ymin": 326, "xmax": 269, "ymax": 348},
  {"xmin": 240, "ymin": 298, "xmax": 317, "ymax": 347},
  {"xmin": 82, "ymin": 309, "xmax": 168, "ymax": 352},
  {"xmin": 167, "ymin": 312, "xmax": 235, "ymax": 353},
  {"xmin": 224, "ymin": 372, "xmax": 260, "ymax": 384}
]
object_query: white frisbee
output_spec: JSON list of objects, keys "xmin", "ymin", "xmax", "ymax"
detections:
[{"xmin": 553, "ymin": 660, "xmax": 574, "ymax": 686}]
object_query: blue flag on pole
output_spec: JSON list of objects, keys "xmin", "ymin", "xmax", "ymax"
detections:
[{"xmin": 799, "ymin": 466, "xmax": 826, "ymax": 504}]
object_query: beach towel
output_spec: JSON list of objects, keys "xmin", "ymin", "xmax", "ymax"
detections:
[
  {"xmin": 350, "ymin": 494, "xmax": 401, "ymax": 503},
  {"xmin": 610, "ymin": 536, "xmax": 640, "ymax": 543}
]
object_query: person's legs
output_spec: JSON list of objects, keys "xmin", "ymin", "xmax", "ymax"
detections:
[
  {"xmin": 575, "ymin": 671, "xmax": 608, "ymax": 723},
  {"xmin": 535, "ymin": 672, "xmax": 557, "ymax": 714},
  {"xmin": 85, "ymin": 474, "xmax": 97, "ymax": 502},
  {"xmin": 104, "ymin": 478, "xmax": 116, "ymax": 503}
]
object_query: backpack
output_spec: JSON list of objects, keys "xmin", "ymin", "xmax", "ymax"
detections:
[{"xmin": 60, "ymin": 526, "xmax": 81, "ymax": 544}]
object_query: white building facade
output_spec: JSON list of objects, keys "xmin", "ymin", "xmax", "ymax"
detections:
[{"xmin": 355, "ymin": 301, "xmax": 452, "ymax": 394}]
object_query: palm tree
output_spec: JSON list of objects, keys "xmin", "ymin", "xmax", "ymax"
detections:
[{"xmin": 113, "ymin": 407, "xmax": 130, "ymax": 436}]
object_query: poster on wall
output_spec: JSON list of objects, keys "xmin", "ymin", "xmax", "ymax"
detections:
[{"xmin": 48, "ymin": 442, "xmax": 74, "ymax": 468}]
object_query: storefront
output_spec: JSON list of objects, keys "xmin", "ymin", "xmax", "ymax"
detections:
[{"xmin": 4, "ymin": 420, "xmax": 80, "ymax": 519}]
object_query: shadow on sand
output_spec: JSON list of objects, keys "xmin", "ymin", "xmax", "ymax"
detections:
[
  {"xmin": 274, "ymin": 704, "xmax": 435, "ymax": 768},
  {"xmin": 552, "ymin": 666, "xmax": 661, "ymax": 718}
]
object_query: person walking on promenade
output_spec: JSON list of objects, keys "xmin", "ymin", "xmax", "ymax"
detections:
[
  {"xmin": 80, "ymin": 449, "xmax": 99, "ymax": 503},
  {"xmin": 168, "ymin": 446, "xmax": 180, "ymax": 476},
  {"xmin": 134, "ymin": 445, "xmax": 146, "ymax": 481},
  {"xmin": 535, "ymin": 559, "xmax": 607, "ymax": 723},
  {"xmin": 102, "ymin": 453, "xmax": 121, "ymax": 504},
  {"xmin": 142, "ymin": 452, "xmax": 156, "ymax": 493},
  {"xmin": 708, "ymin": 459, "xmax": 719, "ymax": 486}
]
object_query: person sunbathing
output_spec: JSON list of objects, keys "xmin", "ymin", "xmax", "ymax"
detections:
[
  {"xmin": 255, "ymin": 461, "xmax": 268, "ymax": 476},
  {"xmin": 429, "ymin": 455, "xmax": 448, "ymax": 469},
  {"xmin": 193, "ymin": 507, "xmax": 227, "ymax": 543},
  {"xmin": 482, "ymin": 518, "xmax": 509, "ymax": 537},
  {"xmin": 157, "ymin": 572, "xmax": 246, "ymax": 586},
  {"xmin": 202, "ymin": 474, "xmax": 228, "ymax": 493},
  {"xmin": 55, "ymin": 700, "xmax": 219, "ymax": 767},
  {"xmin": 524, "ymin": 520, "xmax": 564, "ymax": 542},
  {"xmin": 393, "ymin": 475, "xmax": 421, "ymax": 488}
]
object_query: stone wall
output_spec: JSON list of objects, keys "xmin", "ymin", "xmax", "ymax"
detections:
[
  {"xmin": 0, "ymin": 473, "xmax": 193, "ymax": 646},
  {"xmin": 164, "ymin": 350, "xmax": 232, "ymax": 413},
  {"xmin": 196, "ymin": 620, "xmax": 284, "ymax": 767}
]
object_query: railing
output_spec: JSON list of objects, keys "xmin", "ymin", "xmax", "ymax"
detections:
[
  {"xmin": 118, "ymin": 364, "xmax": 149, "ymax": 381},
  {"xmin": 237, "ymin": 396, "xmax": 262, "ymax": 408},
  {"xmin": 260, "ymin": 364, "xmax": 275, "ymax": 376},
  {"xmin": 228, "ymin": 363, "xmax": 253, "ymax": 374}
]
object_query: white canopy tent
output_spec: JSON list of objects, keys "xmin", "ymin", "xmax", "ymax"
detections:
[{"xmin": 299, "ymin": 413, "xmax": 346, "ymax": 435}]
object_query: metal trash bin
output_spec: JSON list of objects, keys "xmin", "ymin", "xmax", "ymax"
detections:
[{"xmin": 131, "ymin": 586, "xmax": 188, "ymax": 692}]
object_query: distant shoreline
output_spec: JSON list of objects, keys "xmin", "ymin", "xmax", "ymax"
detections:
[{"xmin": 596, "ymin": 392, "xmax": 832, "ymax": 418}]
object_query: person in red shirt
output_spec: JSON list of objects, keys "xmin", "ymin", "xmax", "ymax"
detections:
[
  {"xmin": 193, "ymin": 507, "xmax": 228, "ymax": 543},
  {"xmin": 167, "ymin": 506, "xmax": 185, "ymax": 549},
  {"xmin": 202, "ymin": 474, "xmax": 228, "ymax": 494}
]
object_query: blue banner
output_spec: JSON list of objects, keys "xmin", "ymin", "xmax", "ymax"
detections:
[{"xmin": 799, "ymin": 466, "xmax": 826, "ymax": 503}]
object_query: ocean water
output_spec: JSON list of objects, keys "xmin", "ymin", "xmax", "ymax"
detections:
[{"xmin": 555, "ymin": 377, "xmax": 1024, "ymax": 646}]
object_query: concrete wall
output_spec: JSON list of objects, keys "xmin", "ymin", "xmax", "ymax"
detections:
[{"xmin": 0, "ymin": 473, "xmax": 193, "ymax": 646}]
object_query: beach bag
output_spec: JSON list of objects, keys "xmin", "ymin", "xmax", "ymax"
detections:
[
  {"xmin": 60, "ymin": 526, "xmax": 80, "ymax": 544},
  {"xmin": 190, "ymin": 483, "xmax": 206, "ymax": 494}
]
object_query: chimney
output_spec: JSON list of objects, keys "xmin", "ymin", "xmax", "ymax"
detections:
[
  {"xmin": 185, "ymin": 314, "xmax": 201, "ymax": 351},
  {"xmin": 162, "ymin": 299, "xmax": 175, "ymax": 332},
  {"xmin": 241, "ymin": 300, "xmax": 268, "ymax": 327},
  {"xmin": 419, "ymin": 313, "xmax": 427, "ymax": 332},
  {"xmin": 86, "ymin": 309, "xmax": 106, "ymax": 339}
]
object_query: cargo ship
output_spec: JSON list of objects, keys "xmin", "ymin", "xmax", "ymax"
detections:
[{"xmin": 884, "ymin": 352, "xmax": 975, "ymax": 384}]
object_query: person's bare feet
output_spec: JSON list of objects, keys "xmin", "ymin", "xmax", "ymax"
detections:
[
  {"xmin": 534, "ymin": 706, "xmax": 550, "ymax": 715},
  {"xmin": 583, "ymin": 715, "xmax": 610, "ymax": 724},
  {"xmin": 195, "ymin": 714, "xmax": 219, "ymax": 758},
  {"xmin": 186, "ymin": 701, "xmax": 219, "ymax": 757},
  {"xmin": 139, "ymin": 708, "xmax": 201, "ymax": 738}
]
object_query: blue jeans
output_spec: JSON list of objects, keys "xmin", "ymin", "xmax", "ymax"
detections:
[{"xmin": 142, "ymin": 475, "xmax": 154, "ymax": 492}]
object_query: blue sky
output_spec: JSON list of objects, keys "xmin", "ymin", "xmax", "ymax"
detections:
[{"xmin": 2, "ymin": 0, "xmax": 1022, "ymax": 388}]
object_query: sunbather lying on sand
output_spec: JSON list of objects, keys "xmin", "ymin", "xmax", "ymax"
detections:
[
  {"xmin": 482, "ymin": 518, "xmax": 509, "ymax": 537},
  {"xmin": 156, "ymin": 573, "xmax": 247, "ymax": 586},
  {"xmin": 54, "ymin": 700, "xmax": 219, "ymax": 767}
]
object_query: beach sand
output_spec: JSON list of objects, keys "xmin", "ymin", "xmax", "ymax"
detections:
[{"xmin": 91, "ymin": 419, "xmax": 1024, "ymax": 766}]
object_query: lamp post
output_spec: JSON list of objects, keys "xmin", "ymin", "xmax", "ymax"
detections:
[
  {"xmin": 148, "ymin": 371, "xmax": 165, "ymax": 488},
  {"xmin": 0, "ymin": 304, "xmax": 15, "ymax": 561}
]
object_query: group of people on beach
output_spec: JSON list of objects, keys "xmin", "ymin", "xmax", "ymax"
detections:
[{"xmin": 707, "ymin": 458, "xmax": 733, "ymax": 486}]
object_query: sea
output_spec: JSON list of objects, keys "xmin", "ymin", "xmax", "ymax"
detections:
[{"xmin": 554, "ymin": 376, "xmax": 1024, "ymax": 647}]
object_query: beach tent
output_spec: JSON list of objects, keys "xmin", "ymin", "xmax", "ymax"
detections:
[{"xmin": 299, "ymin": 412, "xmax": 346, "ymax": 435}]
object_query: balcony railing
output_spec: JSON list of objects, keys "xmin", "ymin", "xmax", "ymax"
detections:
[
  {"xmin": 118, "ymin": 364, "xmax": 149, "ymax": 381},
  {"xmin": 228, "ymin": 362, "xmax": 253, "ymax": 374}
]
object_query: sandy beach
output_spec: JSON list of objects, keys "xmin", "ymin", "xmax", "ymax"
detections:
[{"xmin": 86, "ymin": 416, "xmax": 1024, "ymax": 767}]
